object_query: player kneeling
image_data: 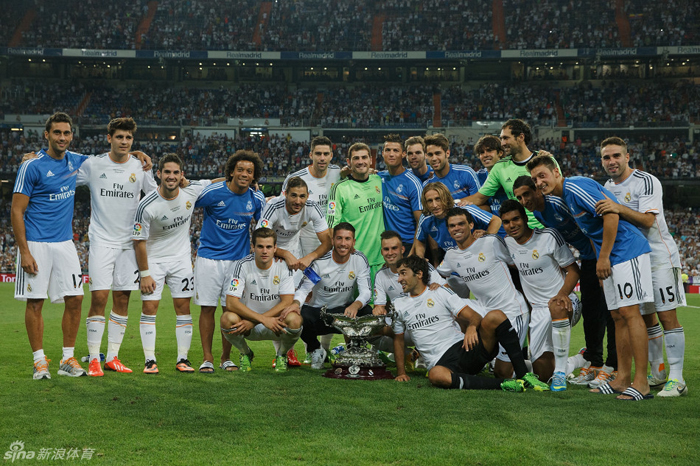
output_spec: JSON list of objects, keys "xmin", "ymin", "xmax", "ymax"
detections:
[
  {"xmin": 392, "ymin": 256, "xmax": 532, "ymax": 392},
  {"xmin": 220, "ymin": 228, "xmax": 303, "ymax": 371}
]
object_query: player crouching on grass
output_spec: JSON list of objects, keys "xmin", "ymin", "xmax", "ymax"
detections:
[
  {"xmin": 392, "ymin": 256, "xmax": 529, "ymax": 392},
  {"xmin": 220, "ymin": 228, "xmax": 302, "ymax": 372}
]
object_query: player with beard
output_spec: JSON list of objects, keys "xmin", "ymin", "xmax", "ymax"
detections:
[
  {"xmin": 512, "ymin": 176, "xmax": 617, "ymax": 388},
  {"xmin": 527, "ymin": 155, "xmax": 654, "ymax": 401},
  {"xmin": 437, "ymin": 208, "xmax": 551, "ymax": 391},
  {"xmin": 404, "ymin": 136, "xmax": 433, "ymax": 184},
  {"xmin": 597, "ymin": 137, "xmax": 687, "ymax": 397},
  {"xmin": 422, "ymin": 133, "xmax": 480, "ymax": 201}
]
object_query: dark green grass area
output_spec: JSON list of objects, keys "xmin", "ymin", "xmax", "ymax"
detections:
[{"xmin": 1, "ymin": 284, "xmax": 698, "ymax": 465}]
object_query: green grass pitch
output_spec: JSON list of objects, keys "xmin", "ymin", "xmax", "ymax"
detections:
[{"xmin": 0, "ymin": 284, "xmax": 698, "ymax": 465}]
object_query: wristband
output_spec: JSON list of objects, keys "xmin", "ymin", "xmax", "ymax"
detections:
[{"xmin": 140, "ymin": 270, "xmax": 150, "ymax": 278}]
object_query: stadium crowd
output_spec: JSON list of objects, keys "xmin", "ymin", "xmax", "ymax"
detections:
[
  {"xmin": 4, "ymin": 0, "xmax": 700, "ymax": 50},
  {"xmin": 3, "ymin": 80, "xmax": 699, "ymax": 130}
]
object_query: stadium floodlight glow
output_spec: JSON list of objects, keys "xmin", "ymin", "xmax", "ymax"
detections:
[
  {"xmin": 28, "ymin": 59, "xmax": 31, "ymax": 62},
  {"xmin": 42, "ymin": 59, "xmax": 45, "ymax": 62}
]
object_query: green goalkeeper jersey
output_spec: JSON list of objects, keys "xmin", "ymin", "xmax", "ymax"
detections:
[
  {"xmin": 327, "ymin": 174, "xmax": 385, "ymax": 266},
  {"xmin": 478, "ymin": 152, "xmax": 560, "ymax": 229}
]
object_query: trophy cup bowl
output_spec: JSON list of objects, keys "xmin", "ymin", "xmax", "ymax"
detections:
[{"xmin": 320, "ymin": 305, "xmax": 395, "ymax": 380}]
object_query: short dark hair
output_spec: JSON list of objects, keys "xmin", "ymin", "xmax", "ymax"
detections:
[
  {"xmin": 502, "ymin": 119, "xmax": 532, "ymax": 145},
  {"xmin": 424, "ymin": 133, "xmax": 449, "ymax": 152},
  {"xmin": 226, "ymin": 150, "xmax": 263, "ymax": 183},
  {"xmin": 474, "ymin": 135, "xmax": 503, "ymax": 155},
  {"xmin": 396, "ymin": 256, "xmax": 430, "ymax": 285},
  {"xmin": 311, "ymin": 136, "xmax": 333, "ymax": 152},
  {"xmin": 285, "ymin": 176, "xmax": 308, "ymax": 192},
  {"xmin": 383, "ymin": 133, "xmax": 403, "ymax": 146},
  {"xmin": 252, "ymin": 227, "xmax": 277, "ymax": 246},
  {"xmin": 525, "ymin": 154, "xmax": 558, "ymax": 173},
  {"xmin": 380, "ymin": 230, "xmax": 402, "ymax": 242},
  {"xmin": 404, "ymin": 136, "xmax": 425, "ymax": 151},
  {"xmin": 158, "ymin": 153, "xmax": 184, "ymax": 171},
  {"xmin": 333, "ymin": 222, "xmax": 355, "ymax": 237},
  {"xmin": 600, "ymin": 136, "xmax": 627, "ymax": 153},
  {"xmin": 445, "ymin": 207, "xmax": 474, "ymax": 225},
  {"xmin": 513, "ymin": 175, "xmax": 536, "ymax": 192},
  {"xmin": 45, "ymin": 112, "xmax": 73, "ymax": 133},
  {"xmin": 107, "ymin": 117, "xmax": 137, "ymax": 136},
  {"xmin": 499, "ymin": 199, "xmax": 527, "ymax": 220},
  {"xmin": 348, "ymin": 142, "xmax": 371, "ymax": 159}
]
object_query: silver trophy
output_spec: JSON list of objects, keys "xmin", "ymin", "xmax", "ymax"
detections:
[{"xmin": 320, "ymin": 304, "xmax": 394, "ymax": 380}]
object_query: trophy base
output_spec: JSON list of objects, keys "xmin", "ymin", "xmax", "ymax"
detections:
[{"xmin": 323, "ymin": 363, "xmax": 394, "ymax": 380}]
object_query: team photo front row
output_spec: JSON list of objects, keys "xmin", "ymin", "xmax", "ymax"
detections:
[{"xmin": 12, "ymin": 112, "xmax": 687, "ymax": 401}]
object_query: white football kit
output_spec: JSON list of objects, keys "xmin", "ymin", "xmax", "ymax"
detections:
[
  {"xmin": 438, "ymin": 235, "xmax": 529, "ymax": 362},
  {"xmin": 505, "ymin": 228, "xmax": 582, "ymax": 361},
  {"xmin": 605, "ymin": 170, "xmax": 685, "ymax": 312},
  {"xmin": 282, "ymin": 165, "xmax": 341, "ymax": 256},
  {"xmin": 132, "ymin": 181, "xmax": 210, "ymax": 300},
  {"xmin": 392, "ymin": 287, "xmax": 483, "ymax": 370},
  {"xmin": 77, "ymin": 154, "xmax": 157, "ymax": 291},
  {"xmin": 295, "ymin": 251, "xmax": 372, "ymax": 308},
  {"xmin": 257, "ymin": 196, "xmax": 329, "ymax": 259}
]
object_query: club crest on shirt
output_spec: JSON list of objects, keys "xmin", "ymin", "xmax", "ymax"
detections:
[
  {"xmin": 375, "ymin": 185, "xmax": 381, "ymax": 194},
  {"xmin": 27, "ymin": 284, "xmax": 32, "ymax": 292},
  {"xmin": 246, "ymin": 200, "xmax": 253, "ymax": 211},
  {"xmin": 478, "ymin": 253, "xmax": 486, "ymax": 262},
  {"xmin": 532, "ymin": 250, "xmax": 539, "ymax": 260},
  {"xmin": 273, "ymin": 276, "xmax": 280, "ymax": 285},
  {"xmin": 129, "ymin": 173, "xmax": 137, "ymax": 183},
  {"xmin": 427, "ymin": 299, "xmax": 435, "ymax": 308},
  {"xmin": 453, "ymin": 180, "xmax": 460, "ymax": 189},
  {"xmin": 186, "ymin": 201, "xmax": 192, "ymax": 210},
  {"xmin": 301, "ymin": 221, "xmax": 308, "ymax": 228},
  {"xmin": 348, "ymin": 271, "xmax": 355, "ymax": 280},
  {"xmin": 396, "ymin": 184, "xmax": 403, "ymax": 193},
  {"xmin": 624, "ymin": 192, "xmax": 631, "ymax": 203}
]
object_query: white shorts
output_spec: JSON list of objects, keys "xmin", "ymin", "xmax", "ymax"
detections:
[
  {"xmin": 602, "ymin": 253, "xmax": 654, "ymax": 310},
  {"xmin": 243, "ymin": 323, "xmax": 298, "ymax": 342},
  {"xmin": 15, "ymin": 241, "xmax": 84, "ymax": 304},
  {"xmin": 88, "ymin": 244, "xmax": 139, "ymax": 292},
  {"xmin": 141, "ymin": 259, "xmax": 194, "ymax": 301},
  {"xmin": 642, "ymin": 266, "xmax": 687, "ymax": 315},
  {"xmin": 496, "ymin": 313, "xmax": 530, "ymax": 363},
  {"xmin": 193, "ymin": 256, "xmax": 234, "ymax": 307}
]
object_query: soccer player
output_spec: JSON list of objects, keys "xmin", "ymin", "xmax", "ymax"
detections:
[
  {"xmin": 528, "ymin": 155, "xmax": 654, "ymax": 400},
  {"xmin": 220, "ymin": 228, "xmax": 301, "ymax": 372},
  {"xmin": 378, "ymin": 134, "xmax": 423, "ymax": 252},
  {"xmin": 327, "ymin": 143, "xmax": 385, "ymax": 279},
  {"xmin": 463, "ymin": 119, "xmax": 556, "ymax": 227},
  {"xmin": 500, "ymin": 200, "xmax": 581, "ymax": 391},
  {"xmin": 423, "ymin": 133, "xmax": 480, "ymax": 200},
  {"xmin": 194, "ymin": 150, "xmax": 265, "ymax": 373},
  {"xmin": 132, "ymin": 153, "xmax": 211, "ymax": 374},
  {"xmin": 512, "ymin": 176, "xmax": 617, "ymax": 387},
  {"xmin": 413, "ymin": 182, "xmax": 502, "ymax": 264},
  {"xmin": 281, "ymin": 222, "xmax": 372, "ymax": 369},
  {"xmin": 282, "ymin": 136, "xmax": 340, "ymax": 359},
  {"xmin": 77, "ymin": 117, "xmax": 157, "ymax": 376},
  {"xmin": 282, "ymin": 136, "xmax": 341, "ymax": 257},
  {"xmin": 258, "ymin": 176, "xmax": 332, "ymax": 281},
  {"xmin": 13, "ymin": 112, "xmax": 91, "ymax": 379},
  {"xmin": 392, "ymin": 256, "xmax": 528, "ymax": 392},
  {"xmin": 404, "ymin": 136, "xmax": 433, "ymax": 184},
  {"xmin": 474, "ymin": 135, "xmax": 509, "ymax": 217},
  {"xmin": 437, "ymin": 208, "xmax": 550, "ymax": 391},
  {"xmin": 597, "ymin": 137, "xmax": 687, "ymax": 397}
]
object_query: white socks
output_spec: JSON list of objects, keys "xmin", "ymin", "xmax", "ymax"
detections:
[
  {"xmin": 140, "ymin": 313, "xmax": 157, "ymax": 362},
  {"xmin": 552, "ymin": 318, "xmax": 571, "ymax": 374},
  {"xmin": 33, "ymin": 349, "xmax": 46, "ymax": 364},
  {"xmin": 175, "ymin": 315, "xmax": 193, "ymax": 362},
  {"xmin": 107, "ymin": 311, "xmax": 128, "ymax": 361},
  {"xmin": 62, "ymin": 347, "xmax": 74, "ymax": 361},
  {"xmin": 86, "ymin": 316, "xmax": 106, "ymax": 361},
  {"xmin": 647, "ymin": 323, "xmax": 665, "ymax": 378},
  {"xmin": 664, "ymin": 327, "xmax": 685, "ymax": 382}
]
